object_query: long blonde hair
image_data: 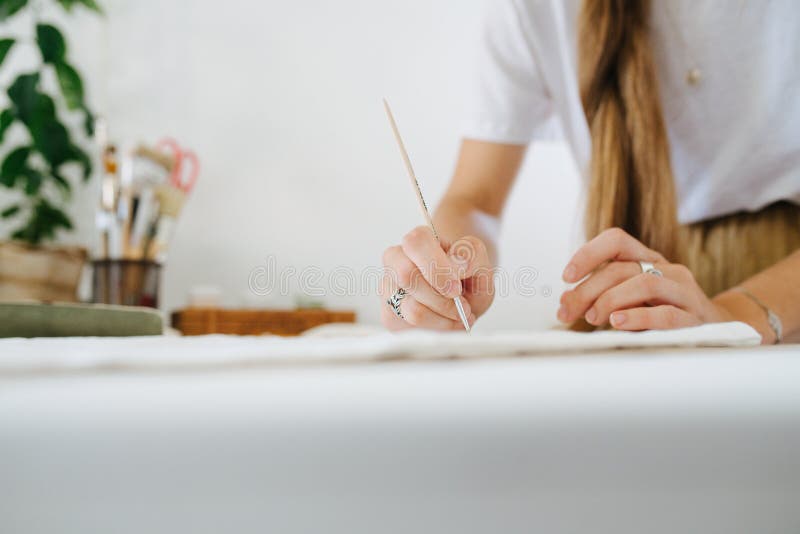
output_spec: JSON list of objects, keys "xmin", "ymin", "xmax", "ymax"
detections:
[{"xmin": 578, "ymin": 0, "xmax": 681, "ymax": 261}]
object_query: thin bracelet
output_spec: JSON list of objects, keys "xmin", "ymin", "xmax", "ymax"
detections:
[{"xmin": 734, "ymin": 287, "xmax": 783, "ymax": 344}]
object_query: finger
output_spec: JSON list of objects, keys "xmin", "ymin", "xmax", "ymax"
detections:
[
  {"xmin": 401, "ymin": 226, "xmax": 462, "ymax": 298},
  {"xmin": 380, "ymin": 283, "xmax": 458, "ymax": 331},
  {"xmin": 397, "ymin": 296, "xmax": 462, "ymax": 331},
  {"xmin": 381, "ymin": 246, "xmax": 474, "ymax": 322},
  {"xmin": 381, "ymin": 245, "xmax": 423, "ymax": 293},
  {"xmin": 558, "ymin": 261, "xmax": 640, "ymax": 323},
  {"xmin": 380, "ymin": 245, "xmax": 474, "ymax": 331},
  {"xmin": 380, "ymin": 300, "xmax": 413, "ymax": 331},
  {"xmin": 448, "ymin": 236, "xmax": 495, "ymax": 309},
  {"xmin": 610, "ymin": 305, "xmax": 702, "ymax": 331},
  {"xmin": 447, "ymin": 236, "xmax": 492, "ymax": 279},
  {"xmin": 382, "ymin": 253, "xmax": 472, "ymax": 322},
  {"xmin": 563, "ymin": 228, "xmax": 666, "ymax": 283},
  {"xmin": 586, "ymin": 273, "xmax": 692, "ymax": 326},
  {"xmin": 559, "ymin": 261, "xmax": 684, "ymax": 323},
  {"xmin": 411, "ymin": 281, "xmax": 472, "ymax": 322}
]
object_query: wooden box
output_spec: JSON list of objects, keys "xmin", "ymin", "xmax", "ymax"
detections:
[{"xmin": 171, "ymin": 308, "xmax": 356, "ymax": 336}]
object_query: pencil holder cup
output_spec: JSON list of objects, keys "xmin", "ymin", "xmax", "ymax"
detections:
[{"xmin": 91, "ymin": 259, "xmax": 162, "ymax": 308}]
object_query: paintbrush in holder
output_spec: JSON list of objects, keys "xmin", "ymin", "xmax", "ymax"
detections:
[{"xmin": 91, "ymin": 137, "xmax": 198, "ymax": 308}]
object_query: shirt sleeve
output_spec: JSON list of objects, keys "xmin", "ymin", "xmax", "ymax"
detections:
[{"xmin": 461, "ymin": 0, "xmax": 557, "ymax": 144}]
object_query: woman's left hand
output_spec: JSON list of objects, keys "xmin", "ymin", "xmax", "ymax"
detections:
[{"xmin": 557, "ymin": 228, "xmax": 733, "ymax": 330}]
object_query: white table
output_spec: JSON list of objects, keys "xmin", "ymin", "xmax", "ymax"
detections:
[{"xmin": 1, "ymin": 343, "xmax": 799, "ymax": 534}]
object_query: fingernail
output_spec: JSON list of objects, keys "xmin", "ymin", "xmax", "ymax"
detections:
[
  {"xmin": 557, "ymin": 305, "xmax": 568, "ymax": 322},
  {"xmin": 611, "ymin": 312, "xmax": 626, "ymax": 326},
  {"xmin": 563, "ymin": 264, "xmax": 577, "ymax": 282},
  {"xmin": 468, "ymin": 313, "xmax": 476, "ymax": 326},
  {"xmin": 585, "ymin": 308, "xmax": 597, "ymax": 324}
]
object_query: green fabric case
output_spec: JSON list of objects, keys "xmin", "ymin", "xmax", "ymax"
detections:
[{"xmin": 0, "ymin": 302, "xmax": 163, "ymax": 338}]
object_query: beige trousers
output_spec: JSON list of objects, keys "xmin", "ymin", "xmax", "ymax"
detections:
[{"xmin": 683, "ymin": 201, "xmax": 800, "ymax": 298}]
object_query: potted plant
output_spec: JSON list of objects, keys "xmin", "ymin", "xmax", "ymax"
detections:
[{"xmin": 0, "ymin": 0, "xmax": 101, "ymax": 301}]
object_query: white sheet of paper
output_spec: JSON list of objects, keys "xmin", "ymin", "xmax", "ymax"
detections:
[{"xmin": 0, "ymin": 322, "xmax": 760, "ymax": 375}]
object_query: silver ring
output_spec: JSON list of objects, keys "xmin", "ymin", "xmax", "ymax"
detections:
[
  {"xmin": 386, "ymin": 288, "xmax": 407, "ymax": 320},
  {"xmin": 638, "ymin": 260, "xmax": 663, "ymax": 277}
]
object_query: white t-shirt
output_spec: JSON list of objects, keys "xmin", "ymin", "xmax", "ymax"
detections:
[{"xmin": 463, "ymin": 0, "xmax": 800, "ymax": 224}]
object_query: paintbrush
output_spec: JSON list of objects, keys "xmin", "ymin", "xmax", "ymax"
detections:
[
  {"xmin": 145, "ymin": 183, "xmax": 186, "ymax": 263},
  {"xmin": 97, "ymin": 144, "xmax": 120, "ymax": 260},
  {"xmin": 383, "ymin": 99, "xmax": 471, "ymax": 333}
]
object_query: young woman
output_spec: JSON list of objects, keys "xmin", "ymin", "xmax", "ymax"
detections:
[{"xmin": 380, "ymin": 0, "xmax": 800, "ymax": 344}]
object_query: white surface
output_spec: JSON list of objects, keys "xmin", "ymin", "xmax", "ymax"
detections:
[
  {"xmin": 0, "ymin": 322, "xmax": 760, "ymax": 374},
  {"xmin": 1, "ymin": 343, "xmax": 799, "ymax": 534},
  {"xmin": 0, "ymin": 0, "xmax": 582, "ymax": 329},
  {"xmin": 465, "ymin": 0, "xmax": 800, "ymax": 223}
]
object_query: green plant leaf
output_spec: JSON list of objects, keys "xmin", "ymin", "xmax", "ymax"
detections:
[
  {"xmin": 11, "ymin": 198, "xmax": 74, "ymax": 245},
  {"xmin": 10, "ymin": 215, "xmax": 46, "ymax": 244},
  {"xmin": 36, "ymin": 24, "xmax": 67, "ymax": 64},
  {"xmin": 54, "ymin": 61, "xmax": 84, "ymax": 109},
  {"xmin": 55, "ymin": 0, "xmax": 75, "ymax": 10},
  {"xmin": 10, "ymin": 226, "xmax": 30, "ymax": 242},
  {"xmin": 0, "ymin": 108, "xmax": 14, "ymax": 143},
  {"xmin": 45, "ymin": 207, "xmax": 71, "ymax": 231},
  {"xmin": 78, "ymin": 0, "xmax": 102, "ymax": 13},
  {"xmin": 34, "ymin": 117, "xmax": 73, "ymax": 168},
  {"xmin": 56, "ymin": 0, "xmax": 102, "ymax": 13},
  {"xmin": 22, "ymin": 167, "xmax": 43, "ymax": 195},
  {"xmin": 66, "ymin": 143, "xmax": 92, "ymax": 180},
  {"xmin": 0, "ymin": 146, "xmax": 30, "ymax": 187},
  {"xmin": 35, "ymin": 197, "xmax": 73, "ymax": 237},
  {"xmin": 7, "ymin": 72, "xmax": 40, "ymax": 124},
  {"xmin": 82, "ymin": 105, "xmax": 94, "ymax": 136},
  {"xmin": 51, "ymin": 168, "xmax": 71, "ymax": 194},
  {"xmin": 9, "ymin": 73, "xmax": 86, "ymax": 169},
  {"xmin": 0, "ymin": 38, "xmax": 14, "ymax": 67},
  {"xmin": 0, "ymin": 0, "xmax": 27, "ymax": 21},
  {"xmin": 1, "ymin": 204, "xmax": 20, "ymax": 219},
  {"xmin": 20, "ymin": 92, "xmax": 74, "ymax": 168}
]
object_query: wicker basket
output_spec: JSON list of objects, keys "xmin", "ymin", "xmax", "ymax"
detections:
[
  {"xmin": 171, "ymin": 308, "xmax": 357, "ymax": 336},
  {"xmin": 0, "ymin": 241, "xmax": 87, "ymax": 302}
]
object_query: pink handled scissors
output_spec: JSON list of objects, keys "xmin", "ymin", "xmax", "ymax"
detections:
[{"xmin": 157, "ymin": 137, "xmax": 199, "ymax": 193}]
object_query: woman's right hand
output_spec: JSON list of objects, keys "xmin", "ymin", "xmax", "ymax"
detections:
[{"xmin": 380, "ymin": 226, "xmax": 495, "ymax": 331}]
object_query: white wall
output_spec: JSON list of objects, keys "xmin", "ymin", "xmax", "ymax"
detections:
[{"xmin": 1, "ymin": 0, "xmax": 582, "ymax": 330}]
